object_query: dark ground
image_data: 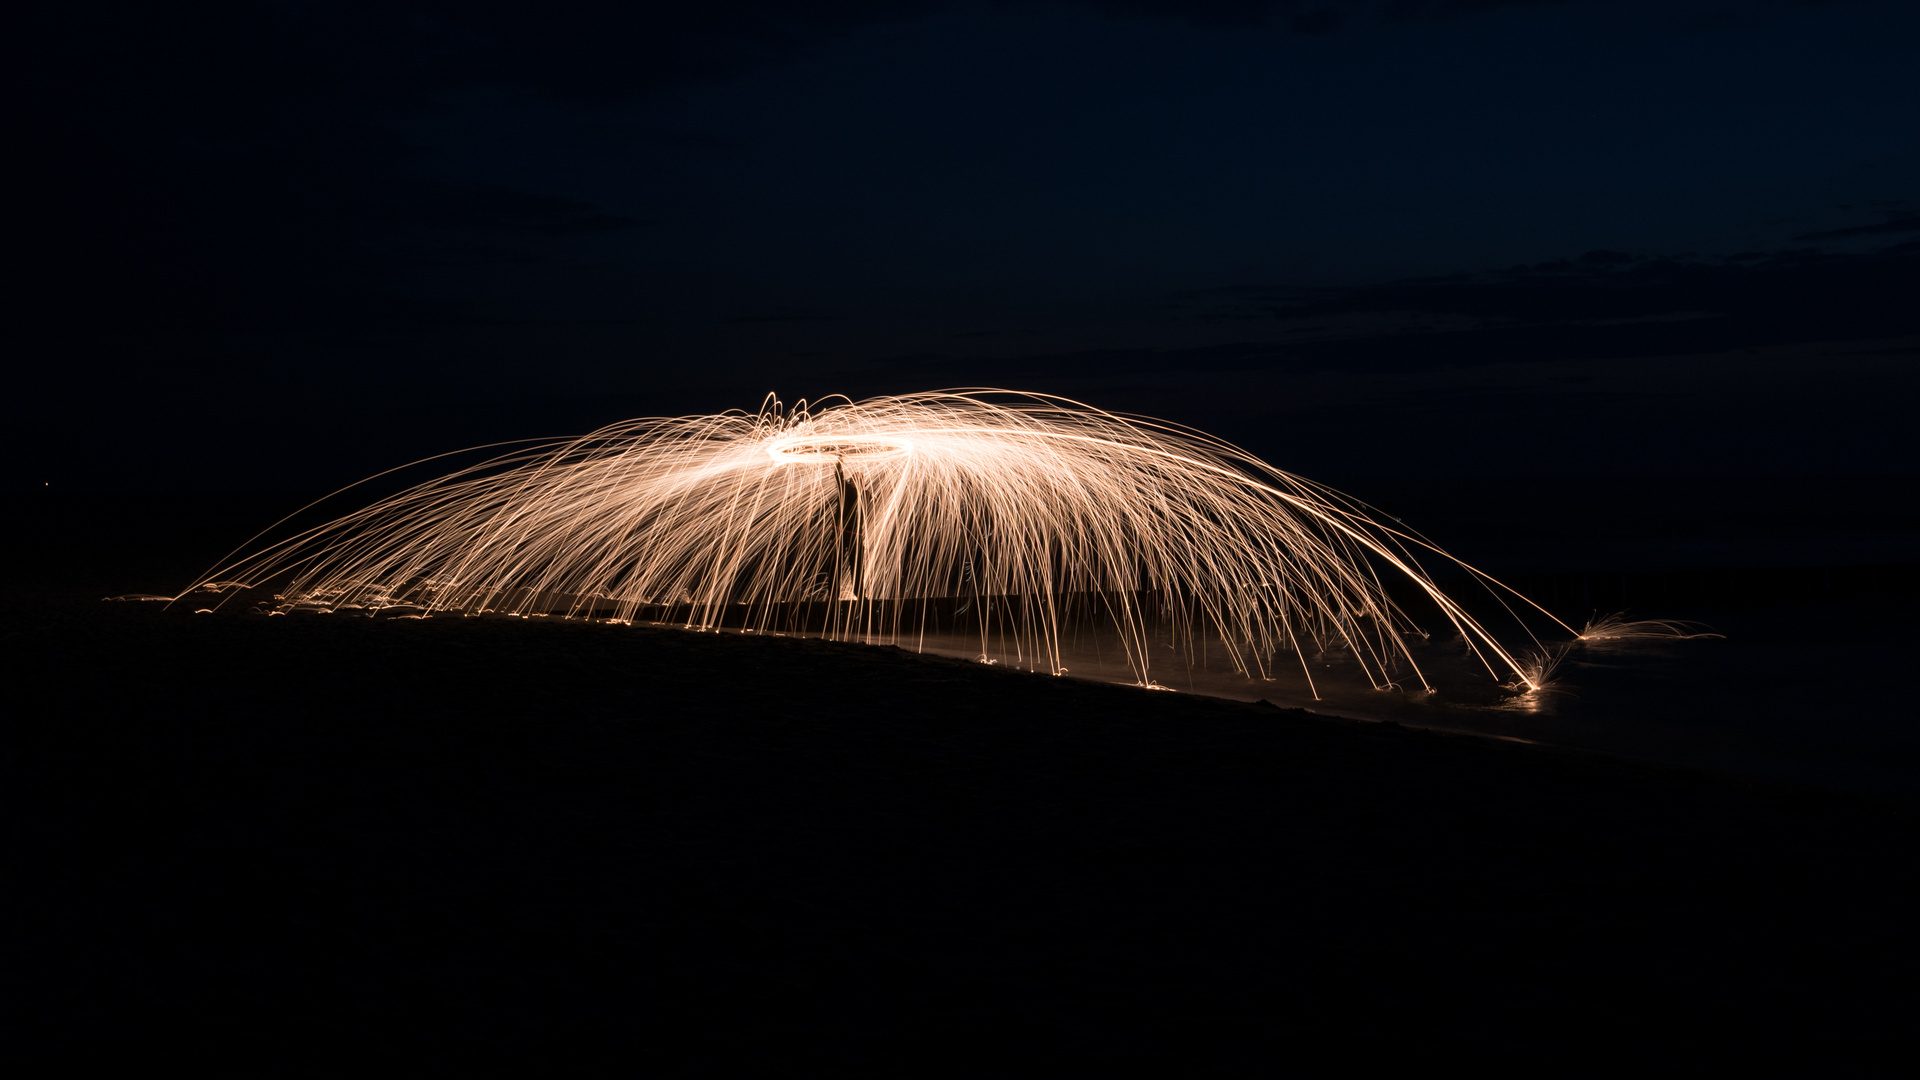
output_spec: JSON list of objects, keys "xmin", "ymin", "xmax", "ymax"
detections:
[{"xmin": 5, "ymin": 494, "xmax": 1917, "ymax": 1070}]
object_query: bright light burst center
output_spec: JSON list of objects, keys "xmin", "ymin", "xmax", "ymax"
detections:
[{"xmin": 766, "ymin": 435, "xmax": 914, "ymax": 464}]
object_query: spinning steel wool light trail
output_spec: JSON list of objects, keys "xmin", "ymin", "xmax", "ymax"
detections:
[{"xmin": 198, "ymin": 390, "xmax": 1567, "ymax": 692}]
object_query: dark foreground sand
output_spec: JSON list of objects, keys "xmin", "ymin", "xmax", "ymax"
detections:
[
  {"xmin": 5, "ymin": 497, "xmax": 1917, "ymax": 1069},
  {"xmin": 6, "ymin": 592, "xmax": 1917, "ymax": 1069}
]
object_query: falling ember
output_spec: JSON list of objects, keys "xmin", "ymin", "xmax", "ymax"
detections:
[{"xmin": 193, "ymin": 390, "xmax": 1569, "ymax": 692}]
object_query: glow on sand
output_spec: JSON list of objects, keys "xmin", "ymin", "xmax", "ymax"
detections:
[{"xmin": 196, "ymin": 390, "xmax": 1577, "ymax": 695}]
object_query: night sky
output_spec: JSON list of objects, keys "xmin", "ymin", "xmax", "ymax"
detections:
[{"xmin": 13, "ymin": 0, "xmax": 1919, "ymax": 491}]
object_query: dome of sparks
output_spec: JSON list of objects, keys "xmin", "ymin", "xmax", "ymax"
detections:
[{"xmin": 196, "ymin": 389, "xmax": 1554, "ymax": 691}]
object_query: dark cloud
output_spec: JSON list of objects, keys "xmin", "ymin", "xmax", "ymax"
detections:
[
  {"xmin": 1086, "ymin": 1, "xmax": 1291, "ymax": 28},
  {"xmin": 357, "ymin": 183, "xmax": 652, "ymax": 237},
  {"xmin": 1088, "ymin": 0, "xmax": 1574, "ymax": 32},
  {"xmin": 638, "ymin": 129, "xmax": 742, "ymax": 151},
  {"xmin": 1290, "ymin": 8, "xmax": 1346, "ymax": 33},
  {"xmin": 1794, "ymin": 215, "xmax": 1920, "ymax": 241},
  {"xmin": 317, "ymin": 1, "xmax": 950, "ymax": 101},
  {"xmin": 725, "ymin": 312, "xmax": 841, "ymax": 324},
  {"xmin": 1170, "ymin": 242, "xmax": 1920, "ymax": 349}
]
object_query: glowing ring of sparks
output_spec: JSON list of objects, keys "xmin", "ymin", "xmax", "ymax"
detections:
[
  {"xmin": 190, "ymin": 389, "xmax": 1575, "ymax": 694},
  {"xmin": 766, "ymin": 435, "xmax": 913, "ymax": 464}
]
